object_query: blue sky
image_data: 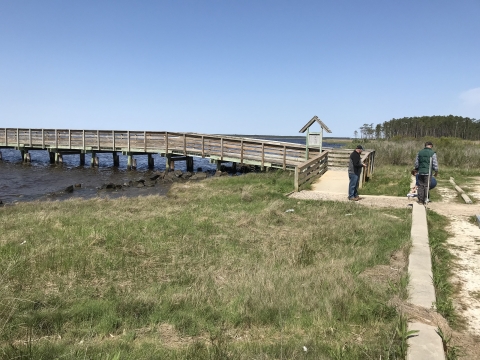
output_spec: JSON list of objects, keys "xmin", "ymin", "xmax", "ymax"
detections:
[{"xmin": 1, "ymin": 1, "xmax": 479, "ymax": 137}]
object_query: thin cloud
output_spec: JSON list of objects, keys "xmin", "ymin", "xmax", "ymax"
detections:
[{"xmin": 459, "ymin": 87, "xmax": 480, "ymax": 106}]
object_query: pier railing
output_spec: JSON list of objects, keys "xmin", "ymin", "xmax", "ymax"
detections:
[
  {"xmin": 293, "ymin": 149, "xmax": 375, "ymax": 191},
  {"xmin": 0, "ymin": 128, "xmax": 322, "ymax": 170},
  {"xmin": 294, "ymin": 151, "xmax": 329, "ymax": 192}
]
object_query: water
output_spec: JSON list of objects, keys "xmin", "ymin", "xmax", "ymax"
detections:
[{"xmin": 0, "ymin": 138, "xmax": 342, "ymax": 204}]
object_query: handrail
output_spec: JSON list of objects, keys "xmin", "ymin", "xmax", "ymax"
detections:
[{"xmin": 294, "ymin": 151, "xmax": 329, "ymax": 191}]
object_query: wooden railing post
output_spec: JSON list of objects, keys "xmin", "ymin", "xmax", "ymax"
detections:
[
  {"xmin": 240, "ymin": 140, "xmax": 244, "ymax": 164},
  {"xmin": 55, "ymin": 129, "xmax": 58, "ymax": 148},
  {"xmin": 144, "ymin": 131, "xmax": 147, "ymax": 152},
  {"xmin": 42, "ymin": 129, "xmax": 44, "ymax": 148},
  {"xmin": 68, "ymin": 129, "xmax": 71, "ymax": 148},
  {"xmin": 112, "ymin": 130, "xmax": 115, "ymax": 150},
  {"xmin": 82, "ymin": 130, "xmax": 85, "ymax": 150},
  {"xmin": 220, "ymin": 138, "xmax": 223, "ymax": 160},
  {"xmin": 201, "ymin": 136, "xmax": 205, "ymax": 157},
  {"xmin": 183, "ymin": 133, "xmax": 187, "ymax": 155},
  {"xmin": 29, "ymin": 129, "xmax": 32, "ymax": 147},
  {"xmin": 97, "ymin": 130, "xmax": 100, "ymax": 149},
  {"xmin": 261, "ymin": 143, "xmax": 265, "ymax": 168},
  {"xmin": 127, "ymin": 131, "xmax": 130, "ymax": 152},
  {"xmin": 283, "ymin": 146, "xmax": 286, "ymax": 170},
  {"xmin": 17, "ymin": 128, "xmax": 19, "ymax": 147},
  {"xmin": 294, "ymin": 166, "xmax": 299, "ymax": 192},
  {"xmin": 165, "ymin": 132, "xmax": 168, "ymax": 154}
]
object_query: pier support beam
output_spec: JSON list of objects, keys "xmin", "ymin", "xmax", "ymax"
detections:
[
  {"xmin": 113, "ymin": 152, "xmax": 120, "ymax": 167},
  {"xmin": 216, "ymin": 160, "xmax": 222, "ymax": 171},
  {"xmin": 186, "ymin": 156, "xmax": 193, "ymax": 172},
  {"xmin": 22, "ymin": 151, "xmax": 31, "ymax": 163},
  {"xmin": 91, "ymin": 152, "xmax": 98, "ymax": 167},
  {"xmin": 232, "ymin": 162, "xmax": 237, "ymax": 173},
  {"xmin": 0, "ymin": 151, "xmax": 2, "ymax": 161},
  {"xmin": 79, "ymin": 153, "xmax": 85, "ymax": 166},
  {"xmin": 49, "ymin": 152, "xmax": 55, "ymax": 164},
  {"xmin": 132, "ymin": 158, "xmax": 137, "ymax": 170},
  {"xmin": 165, "ymin": 154, "xmax": 173, "ymax": 171},
  {"xmin": 55, "ymin": 152, "xmax": 63, "ymax": 164},
  {"xmin": 147, "ymin": 154, "xmax": 154, "ymax": 169},
  {"xmin": 127, "ymin": 155, "xmax": 133, "ymax": 170}
]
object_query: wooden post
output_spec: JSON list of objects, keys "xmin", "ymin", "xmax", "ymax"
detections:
[
  {"xmin": 17, "ymin": 128, "xmax": 19, "ymax": 147},
  {"xmin": 68, "ymin": 129, "xmax": 71, "ymax": 148},
  {"xmin": 220, "ymin": 138, "xmax": 223, "ymax": 161},
  {"xmin": 127, "ymin": 154, "xmax": 132, "ymax": 170},
  {"xmin": 29, "ymin": 129, "xmax": 32, "ymax": 147},
  {"xmin": 112, "ymin": 130, "xmax": 115, "ymax": 151},
  {"xmin": 55, "ymin": 152, "xmax": 62, "ymax": 164},
  {"xmin": 283, "ymin": 146, "xmax": 286, "ymax": 170},
  {"xmin": 144, "ymin": 131, "xmax": 147, "ymax": 152},
  {"xmin": 261, "ymin": 143, "xmax": 265, "ymax": 168},
  {"xmin": 165, "ymin": 132, "xmax": 169, "ymax": 154},
  {"xmin": 42, "ymin": 129, "xmax": 45, "ymax": 149},
  {"xmin": 97, "ymin": 130, "xmax": 100, "ymax": 149},
  {"xmin": 165, "ymin": 153, "xmax": 171, "ymax": 171},
  {"xmin": 91, "ymin": 152, "xmax": 97, "ymax": 167},
  {"xmin": 55, "ymin": 129, "xmax": 58, "ymax": 149},
  {"xmin": 113, "ymin": 152, "xmax": 120, "ymax": 167},
  {"xmin": 294, "ymin": 166, "xmax": 299, "ymax": 192},
  {"xmin": 183, "ymin": 133, "xmax": 187, "ymax": 155},
  {"xmin": 80, "ymin": 153, "xmax": 85, "ymax": 166},
  {"xmin": 232, "ymin": 162, "xmax": 237, "ymax": 173},
  {"xmin": 305, "ymin": 128, "xmax": 309, "ymax": 160},
  {"xmin": 186, "ymin": 156, "xmax": 193, "ymax": 172},
  {"xmin": 240, "ymin": 140, "xmax": 244, "ymax": 165},
  {"xmin": 82, "ymin": 130, "xmax": 85, "ymax": 151},
  {"xmin": 148, "ymin": 153, "xmax": 154, "ymax": 169},
  {"xmin": 201, "ymin": 136, "xmax": 205, "ymax": 157},
  {"xmin": 127, "ymin": 131, "xmax": 131, "ymax": 152},
  {"xmin": 49, "ymin": 152, "xmax": 55, "ymax": 164},
  {"xmin": 132, "ymin": 158, "xmax": 137, "ymax": 170},
  {"xmin": 5, "ymin": 129, "xmax": 8, "ymax": 146}
]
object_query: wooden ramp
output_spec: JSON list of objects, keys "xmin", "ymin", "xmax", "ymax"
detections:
[{"xmin": 311, "ymin": 169, "xmax": 348, "ymax": 195}]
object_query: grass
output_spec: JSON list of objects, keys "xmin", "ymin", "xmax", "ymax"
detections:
[
  {"xmin": 426, "ymin": 211, "xmax": 457, "ymax": 324},
  {"xmin": 0, "ymin": 171, "xmax": 412, "ymax": 359}
]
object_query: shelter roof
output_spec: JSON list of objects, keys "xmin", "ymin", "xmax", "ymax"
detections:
[{"xmin": 299, "ymin": 116, "xmax": 332, "ymax": 133}]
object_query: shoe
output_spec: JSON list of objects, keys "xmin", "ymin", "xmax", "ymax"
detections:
[
  {"xmin": 354, "ymin": 196, "xmax": 363, "ymax": 201},
  {"xmin": 416, "ymin": 200, "xmax": 425, "ymax": 205},
  {"xmin": 349, "ymin": 197, "xmax": 359, "ymax": 201}
]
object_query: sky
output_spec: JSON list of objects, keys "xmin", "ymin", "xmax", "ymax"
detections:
[{"xmin": 1, "ymin": 1, "xmax": 479, "ymax": 137}]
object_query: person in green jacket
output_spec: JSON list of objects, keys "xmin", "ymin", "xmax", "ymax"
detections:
[{"xmin": 413, "ymin": 141, "xmax": 438, "ymax": 205}]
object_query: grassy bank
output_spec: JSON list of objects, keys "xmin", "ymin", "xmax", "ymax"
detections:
[{"xmin": 1, "ymin": 171, "xmax": 411, "ymax": 359}]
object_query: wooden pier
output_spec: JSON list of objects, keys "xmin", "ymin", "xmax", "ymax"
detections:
[{"xmin": 0, "ymin": 128, "xmax": 375, "ymax": 191}]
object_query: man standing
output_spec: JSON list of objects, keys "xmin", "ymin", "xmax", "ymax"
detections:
[
  {"xmin": 414, "ymin": 141, "xmax": 438, "ymax": 205},
  {"xmin": 348, "ymin": 145, "xmax": 367, "ymax": 201}
]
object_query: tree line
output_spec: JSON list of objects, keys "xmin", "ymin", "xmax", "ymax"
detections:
[{"xmin": 356, "ymin": 115, "xmax": 480, "ymax": 140}]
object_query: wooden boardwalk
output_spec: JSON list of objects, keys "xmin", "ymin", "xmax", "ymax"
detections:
[
  {"xmin": 0, "ymin": 128, "xmax": 322, "ymax": 171},
  {"xmin": 0, "ymin": 128, "xmax": 375, "ymax": 191}
]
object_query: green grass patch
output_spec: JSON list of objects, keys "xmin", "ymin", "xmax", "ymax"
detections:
[
  {"xmin": 1, "ymin": 171, "xmax": 412, "ymax": 358},
  {"xmin": 360, "ymin": 165, "xmax": 411, "ymax": 197},
  {"xmin": 426, "ymin": 211, "xmax": 457, "ymax": 325}
]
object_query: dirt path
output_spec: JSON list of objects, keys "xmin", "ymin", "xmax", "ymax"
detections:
[{"xmin": 290, "ymin": 178, "xmax": 480, "ymax": 357}]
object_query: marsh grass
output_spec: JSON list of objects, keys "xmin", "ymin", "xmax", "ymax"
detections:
[
  {"xmin": 349, "ymin": 137, "xmax": 480, "ymax": 169},
  {"xmin": 1, "ymin": 171, "xmax": 411, "ymax": 359}
]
